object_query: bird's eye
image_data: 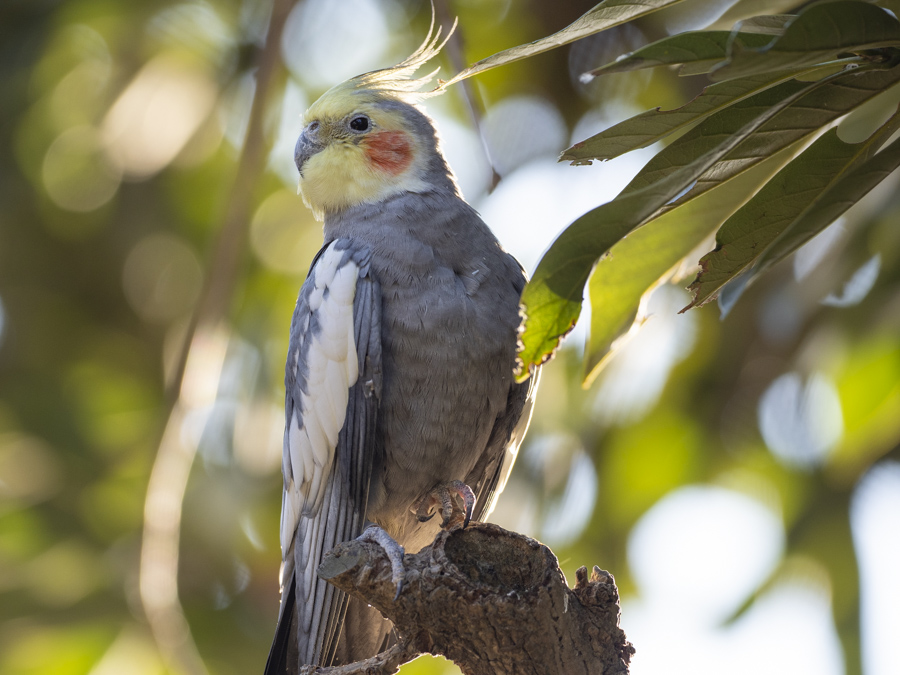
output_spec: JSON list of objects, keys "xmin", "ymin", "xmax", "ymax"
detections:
[{"xmin": 349, "ymin": 116, "xmax": 369, "ymax": 132}]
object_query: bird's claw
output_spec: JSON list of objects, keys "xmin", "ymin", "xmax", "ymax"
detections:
[
  {"xmin": 414, "ymin": 480, "xmax": 476, "ymax": 530},
  {"xmin": 358, "ymin": 525, "xmax": 406, "ymax": 600}
]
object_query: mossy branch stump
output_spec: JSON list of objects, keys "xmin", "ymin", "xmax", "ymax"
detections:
[{"xmin": 306, "ymin": 522, "xmax": 634, "ymax": 675}]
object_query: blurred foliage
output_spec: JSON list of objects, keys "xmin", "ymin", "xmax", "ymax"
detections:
[{"xmin": 0, "ymin": 1, "xmax": 898, "ymax": 675}]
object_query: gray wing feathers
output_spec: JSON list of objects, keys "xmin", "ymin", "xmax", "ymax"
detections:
[
  {"xmin": 341, "ymin": 260, "xmax": 381, "ymax": 520},
  {"xmin": 472, "ymin": 367, "xmax": 539, "ymax": 522},
  {"xmin": 471, "ymin": 257, "xmax": 539, "ymax": 522},
  {"xmin": 295, "ymin": 245, "xmax": 382, "ymax": 666},
  {"xmin": 266, "ymin": 241, "xmax": 382, "ymax": 673}
]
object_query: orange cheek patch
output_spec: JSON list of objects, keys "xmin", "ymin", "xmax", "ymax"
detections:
[{"xmin": 363, "ymin": 131, "xmax": 414, "ymax": 175}]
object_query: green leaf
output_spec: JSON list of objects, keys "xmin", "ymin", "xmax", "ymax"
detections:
[
  {"xmin": 561, "ymin": 70, "xmax": 812, "ymax": 164},
  {"xmin": 721, "ymin": 118, "xmax": 900, "ymax": 310},
  {"xmin": 515, "ymin": 74, "xmax": 832, "ymax": 380},
  {"xmin": 709, "ymin": 0, "xmax": 807, "ymax": 30},
  {"xmin": 675, "ymin": 18, "xmax": 797, "ymax": 76},
  {"xmin": 624, "ymin": 65, "xmax": 900, "ymax": 206},
  {"xmin": 678, "ymin": 16, "xmax": 795, "ymax": 76},
  {"xmin": 684, "ymin": 108, "xmax": 900, "ymax": 310},
  {"xmin": 711, "ymin": 1, "xmax": 900, "ymax": 82},
  {"xmin": 584, "ymin": 31, "xmax": 775, "ymax": 79},
  {"xmin": 440, "ymin": 0, "xmax": 688, "ymax": 88},
  {"xmin": 735, "ymin": 14, "xmax": 794, "ymax": 36},
  {"xmin": 583, "ymin": 143, "xmax": 800, "ymax": 384}
]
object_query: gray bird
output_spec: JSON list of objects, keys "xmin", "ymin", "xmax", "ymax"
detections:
[{"xmin": 264, "ymin": 29, "xmax": 538, "ymax": 673}]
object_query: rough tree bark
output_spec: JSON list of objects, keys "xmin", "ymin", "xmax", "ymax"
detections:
[{"xmin": 304, "ymin": 523, "xmax": 634, "ymax": 675}]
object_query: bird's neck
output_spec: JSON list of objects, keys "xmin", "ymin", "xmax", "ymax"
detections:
[{"xmin": 323, "ymin": 184, "xmax": 476, "ymax": 246}]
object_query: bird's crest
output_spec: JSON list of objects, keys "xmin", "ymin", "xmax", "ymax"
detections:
[{"xmin": 308, "ymin": 16, "xmax": 455, "ymax": 116}]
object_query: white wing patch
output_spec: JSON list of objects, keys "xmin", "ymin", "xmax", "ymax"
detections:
[{"xmin": 281, "ymin": 244, "xmax": 360, "ymax": 559}]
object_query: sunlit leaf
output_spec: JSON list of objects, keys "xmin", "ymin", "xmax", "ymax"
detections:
[
  {"xmin": 625, "ymin": 65, "xmax": 900, "ymax": 205},
  {"xmin": 719, "ymin": 128, "xmax": 900, "ymax": 310},
  {"xmin": 440, "ymin": 0, "xmax": 689, "ymax": 88},
  {"xmin": 583, "ymin": 144, "xmax": 799, "ymax": 384},
  {"xmin": 562, "ymin": 69, "xmax": 815, "ymax": 164},
  {"xmin": 708, "ymin": 0, "xmax": 806, "ymax": 30},
  {"xmin": 734, "ymin": 14, "xmax": 794, "ymax": 36},
  {"xmin": 711, "ymin": 1, "xmax": 900, "ymax": 82},
  {"xmin": 684, "ymin": 109, "xmax": 900, "ymax": 310},
  {"xmin": 676, "ymin": 14, "xmax": 794, "ymax": 76},
  {"xmin": 515, "ymin": 75, "xmax": 831, "ymax": 380},
  {"xmin": 767, "ymin": 143, "xmax": 900, "ymax": 267},
  {"xmin": 583, "ymin": 31, "xmax": 774, "ymax": 79}
]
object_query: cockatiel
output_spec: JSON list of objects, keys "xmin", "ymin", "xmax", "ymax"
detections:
[{"xmin": 264, "ymin": 24, "xmax": 538, "ymax": 673}]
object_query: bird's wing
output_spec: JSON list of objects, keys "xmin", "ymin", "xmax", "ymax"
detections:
[
  {"xmin": 471, "ymin": 256, "xmax": 540, "ymax": 522},
  {"xmin": 265, "ymin": 239, "xmax": 382, "ymax": 673},
  {"xmin": 473, "ymin": 366, "xmax": 540, "ymax": 522}
]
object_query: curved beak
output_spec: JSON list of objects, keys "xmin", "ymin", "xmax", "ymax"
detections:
[{"xmin": 294, "ymin": 125, "xmax": 325, "ymax": 176}]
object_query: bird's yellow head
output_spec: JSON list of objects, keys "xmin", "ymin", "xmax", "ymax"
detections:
[{"xmin": 295, "ymin": 23, "xmax": 454, "ymax": 220}]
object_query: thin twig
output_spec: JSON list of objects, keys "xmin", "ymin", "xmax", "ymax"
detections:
[{"xmin": 139, "ymin": 1, "xmax": 295, "ymax": 673}]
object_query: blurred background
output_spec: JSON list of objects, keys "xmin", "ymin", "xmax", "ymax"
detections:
[{"xmin": 1, "ymin": 0, "xmax": 899, "ymax": 674}]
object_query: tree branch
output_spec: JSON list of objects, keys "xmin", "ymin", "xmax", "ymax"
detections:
[{"xmin": 307, "ymin": 523, "xmax": 634, "ymax": 675}]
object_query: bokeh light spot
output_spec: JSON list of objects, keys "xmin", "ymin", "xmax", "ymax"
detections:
[
  {"xmin": 523, "ymin": 433, "xmax": 598, "ymax": 548},
  {"xmin": 482, "ymin": 96, "xmax": 567, "ymax": 177},
  {"xmin": 281, "ymin": 0, "xmax": 393, "ymax": 89},
  {"xmin": 220, "ymin": 70, "xmax": 255, "ymax": 150},
  {"xmin": 628, "ymin": 485, "xmax": 783, "ymax": 624},
  {"xmin": 64, "ymin": 359, "xmax": 158, "ymax": 452},
  {"xmin": 122, "ymin": 233, "xmax": 203, "ymax": 323},
  {"xmin": 269, "ymin": 81, "xmax": 309, "ymax": 186},
  {"xmin": 234, "ymin": 401, "xmax": 283, "ymax": 476},
  {"xmin": 0, "ymin": 433, "xmax": 62, "ymax": 506},
  {"xmin": 25, "ymin": 540, "xmax": 105, "ymax": 607},
  {"xmin": 1, "ymin": 624, "xmax": 111, "ymax": 675},
  {"xmin": 758, "ymin": 372, "xmax": 844, "ymax": 468},
  {"xmin": 148, "ymin": 1, "xmax": 233, "ymax": 63},
  {"xmin": 49, "ymin": 58, "xmax": 111, "ymax": 130},
  {"xmin": 593, "ymin": 284, "xmax": 698, "ymax": 426},
  {"xmin": 430, "ymin": 106, "xmax": 493, "ymax": 201},
  {"xmin": 250, "ymin": 190, "xmax": 320, "ymax": 275},
  {"xmin": 42, "ymin": 126, "xmax": 121, "ymax": 212},
  {"xmin": 602, "ymin": 410, "xmax": 702, "ymax": 525},
  {"xmin": 852, "ymin": 461, "xmax": 900, "ymax": 675},
  {"xmin": 102, "ymin": 54, "xmax": 217, "ymax": 178},
  {"xmin": 88, "ymin": 627, "xmax": 165, "ymax": 675}
]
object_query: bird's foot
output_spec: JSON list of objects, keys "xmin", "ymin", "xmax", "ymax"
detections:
[
  {"xmin": 358, "ymin": 525, "xmax": 406, "ymax": 600},
  {"xmin": 413, "ymin": 480, "xmax": 476, "ymax": 530}
]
